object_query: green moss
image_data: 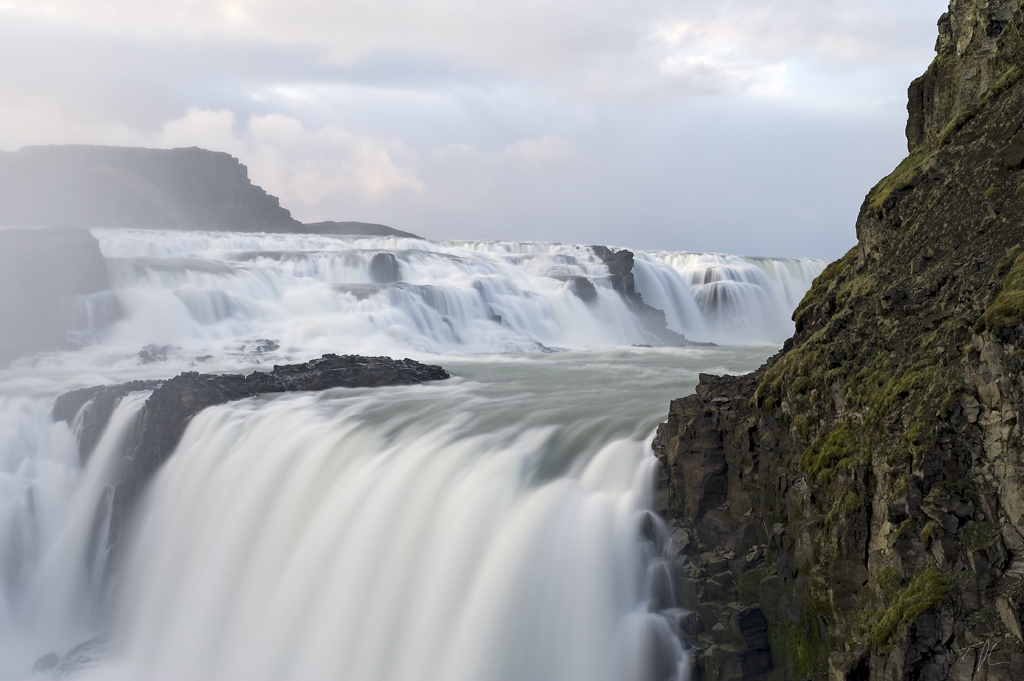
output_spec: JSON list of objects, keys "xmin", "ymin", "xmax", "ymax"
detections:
[
  {"xmin": 937, "ymin": 108, "xmax": 978, "ymax": 148},
  {"xmin": 985, "ymin": 185, "xmax": 997, "ymax": 199},
  {"xmin": 1017, "ymin": 182, "xmax": 1024, "ymax": 198},
  {"xmin": 867, "ymin": 148, "xmax": 935, "ymax": 214},
  {"xmin": 961, "ymin": 523, "xmax": 1000, "ymax": 554},
  {"xmin": 935, "ymin": 65, "xmax": 1023, "ymax": 149},
  {"xmin": 892, "ymin": 475, "xmax": 909, "ymax": 497},
  {"xmin": 868, "ymin": 568, "xmax": 950, "ymax": 648},
  {"xmin": 977, "ymin": 251, "xmax": 1024, "ymax": 333},
  {"xmin": 877, "ymin": 566, "xmax": 904, "ymax": 597},
  {"xmin": 825, "ymin": 491, "xmax": 862, "ymax": 525},
  {"xmin": 921, "ymin": 520, "xmax": 941, "ymax": 545},
  {"xmin": 769, "ymin": 618, "xmax": 830, "ymax": 679},
  {"xmin": 989, "ymin": 64, "xmax": 1024, "ymax": 97},
  {"xmin": 799, "ymin": 422, "xmax": 869, "ymax": 486},
  {"xmin": 794, "ymin": 413, "xmax": 810, "ymax": 439}
]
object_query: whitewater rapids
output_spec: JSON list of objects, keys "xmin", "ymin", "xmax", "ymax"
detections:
[{"xmin": 0, "ymin": 229, "xmax": 824, "ymax": 681}]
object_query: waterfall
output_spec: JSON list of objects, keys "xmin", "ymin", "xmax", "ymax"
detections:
[
  {"xmin": 72, "ymin": 229, "xmax": 825, "ymax": 360},
  {"xmin": 112, "ymin": 375, "xmax": 680, "ymax": 681},
  {"xmin": 632, "ymin": 251, "xmax": 826, "ymax": 345},
  {"xmin": 0, "ymin": 227, "xmax": 824, "ymax": 680},
  {"xmin": 0, "ymin": 392, "xmax": 147, "ymax": 679}
]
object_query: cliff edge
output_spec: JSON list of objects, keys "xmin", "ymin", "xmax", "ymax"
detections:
[
  {"xmin": 0, "ymin": 145, "xmax": 421, "ymax": 238},
  {"xmin": 654, "ymin": 3, "xmax": 1024, "ymax": 680}
]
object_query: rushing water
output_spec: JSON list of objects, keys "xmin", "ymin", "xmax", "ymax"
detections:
[{"xmin": 0, "ymin": 229, "xmax": 822, "ymax": 680}]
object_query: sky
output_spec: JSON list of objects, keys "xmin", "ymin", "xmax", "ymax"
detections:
[{"xmin": 0, "ymin": 0, "xmax": 950, "ymax": 259}]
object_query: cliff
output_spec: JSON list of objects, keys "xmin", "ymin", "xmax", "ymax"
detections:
[
  {"xmin": 654, "ymin": 3, "xmax": 1024, "ymax": 680},
  {"xmin": 0, "ymin": 145, "xmax": 421, "ymax": 238}
]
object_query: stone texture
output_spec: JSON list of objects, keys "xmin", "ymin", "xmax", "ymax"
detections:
[{"xmin": 655, "ymin": 2, "xmax": 1024, "ymax": 678}]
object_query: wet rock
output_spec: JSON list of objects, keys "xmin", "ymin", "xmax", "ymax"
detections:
[
  {"xmin": 590, "ymin": 245, "xmax": 713, "ymax": 347},
  {"xmin": 138, "ymin": 344, "xmax": 175, "ymax": 363},
  {"xmin": 369, "ymin": 252, "xmax": 400, "ymax": 283},
  {"xmin": 566, "ymin": 275, "xmax": 597, "ymax": 303},
  {"xmin": 53, "ymin": 379, "xmax": 164, "ymax": 463},
  {"xmin": 55, "ymin": 354, "xmax": 450, "ymax": 550}
]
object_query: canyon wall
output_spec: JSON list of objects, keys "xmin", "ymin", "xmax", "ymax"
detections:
[{"xmin": 655, "ymin": 3, "xmax": 1024, "ymax": 680}]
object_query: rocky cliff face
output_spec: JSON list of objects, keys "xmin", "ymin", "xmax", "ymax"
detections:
[
  {"xmin": 0, "ymin": 145, "xmax": 423, "ymax": 238},
  {"xmin": 0, "ymin": 145, "xmax": 300, "ymax": 232},
  {"xmin": 654, "ymin": 2, "xmax": 1024, "ymax": 679}
]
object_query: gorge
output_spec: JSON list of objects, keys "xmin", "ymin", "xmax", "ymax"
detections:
[
  {"xmin": 653, "ymin": 1, "xmax": 1024, "ymax": 679},
  {"xmin": 2, "ymin": 1, "xmax": 1021, "ymax": 678},
  {"xmin": 0, "ymin": 226, "xmax": 822, "ymax": 680}
]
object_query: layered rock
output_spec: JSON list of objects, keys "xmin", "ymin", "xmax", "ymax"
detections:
[
  {"xmin": 655, "ymin": 2, "xmax": 1024, "ymax": 679},
  {"xmin": 55, "ymin": 354, "xmax": 450, "ymax": 548}
]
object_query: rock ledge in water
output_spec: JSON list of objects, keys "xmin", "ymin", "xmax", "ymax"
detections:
[{"xmin": 55, "ymin": 354, "xmax": 450, "ymax": 548}]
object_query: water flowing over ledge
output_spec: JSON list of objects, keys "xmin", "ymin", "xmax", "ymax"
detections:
[
  {"xmin": 0, "ymin": 227, "xmax": 820, "ymax": 681},
  {"xmin": 69, "ymin": 229, "xmax": 824, "ymax": 364}
]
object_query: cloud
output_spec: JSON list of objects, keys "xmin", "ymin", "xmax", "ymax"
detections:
[
  {"xmin": 0, "ymin": 0, "xmax": 951, "ymax": 257},
  {"xmin": 156, "ymin": 107, "xmax": 424, "ymax": 206},
  {"xmin": 501, "ymin": 136, "xmax": 578, "ymax": 164}
]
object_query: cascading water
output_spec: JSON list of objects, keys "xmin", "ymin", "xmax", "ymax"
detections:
[
  {"xmin": 0, "ymin": 228, "xmax": 825, "ymax": 681},
  {"xmin": 632, "ymin": 251, "xmax": 826, "ymax": 345}
]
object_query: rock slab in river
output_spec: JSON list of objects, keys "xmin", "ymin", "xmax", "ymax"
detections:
[{"xmin": 55, "ymin": 354, "xmax": 450, "ymax": 550}]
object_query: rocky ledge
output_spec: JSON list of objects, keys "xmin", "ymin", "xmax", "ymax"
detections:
[
  {"xmin": 55, "ymin": 354, "xmax": 450, "ymax": 549},
  {"xmin": 591, "ymin": 245, "xmax": 714, "ymax": 347},
  {"xmin": 654, "ymin": 2, "xmax": 1024, "ymax": 680}
]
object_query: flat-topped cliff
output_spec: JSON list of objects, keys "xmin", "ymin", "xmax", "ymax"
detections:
[
  {"xmin": 655, "ymin": 2, "xmax": 1024, "ymax": 680},
  {"xmin": 0, "ymin": 145, "xmax": 298, "ymax": 232},
  {"xmin": 0, "ymin": 145, "xmax": 420, "ymax": 237}
]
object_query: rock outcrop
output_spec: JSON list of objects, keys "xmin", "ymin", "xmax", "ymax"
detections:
[
  {"xmin": 655, "ymin": 2, "xmax": 1024, "ymax": 679},
  {"xmin": 0, "ymin": 227, "xmax": 114, "ymax": 366},
  {"xmin": 0, "ymin": 145, "xmax": 421, "ymax": 238},
  {"xmin": 0, "ymin": 145, "xmax": 298, "ymax": 232},
  {"xmin": 591, "ymin": 245, "xmax": 714, "ymax": 347},
  {"xmin": 55, "ymin": 354, "xmax": 450, "ymax": 548}
]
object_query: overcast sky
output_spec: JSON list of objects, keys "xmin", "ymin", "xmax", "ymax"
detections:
[{"xmin": 0, "ymin": 0, "xmax": 949, "ymax": 258}]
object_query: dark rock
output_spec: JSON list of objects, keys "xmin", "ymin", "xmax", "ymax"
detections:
[
  {"xmin": 653, "ymin": 4, "xmax": 1024, "ymax": 678},
  {"xmin": 138, "ymin": 344, "xmax": 175, "ymax": 363},
  {"xmin": 0, "ymin": 227, "xmax": 111, "ymax": 366},
  {"xmin": 53, "ymin": 379, "xmax": 164, "ymax": 463},
  {"xmin": 52, "ymin": 637, "xmax": 108, "ymax": 679},
  {"xmin": 369, "ymin": 252, "xmax": 400, "ymax": 283},
  {"xmin": 75, "ymin": 354, "xmax": 451, "ymax": 548},
  {"xmin": 591, "ymin": 245, "xmax": 714, "ymax": 347},
  {"xmin": 567, "ymin": 275, "xmax": 598, "ymax": 303}
]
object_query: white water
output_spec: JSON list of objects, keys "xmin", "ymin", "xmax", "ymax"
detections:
[{"xmin": 0, "ymin": 228, "xmax": 822, "ymax": 680}]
